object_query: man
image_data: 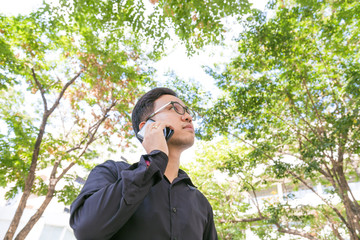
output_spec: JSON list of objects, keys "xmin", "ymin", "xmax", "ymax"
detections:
[{"xmin": 70, "ymin": 87, "xmax": 218, "ymax": 240}]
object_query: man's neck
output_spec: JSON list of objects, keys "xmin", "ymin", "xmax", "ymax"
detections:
[{"xmin": 164, "ymin": 149, "xmax": 181, "ymax": 183}]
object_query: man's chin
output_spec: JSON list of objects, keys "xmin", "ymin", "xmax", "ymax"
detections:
[{"xmin": 169, "ymin": 137, "xmax": 194, "ymax": 149}]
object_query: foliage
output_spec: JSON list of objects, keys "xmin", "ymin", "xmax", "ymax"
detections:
[
  {"xmin": 184, "ymin": 138, "xmax": 256, "ymax": 239},
  {"xmin": 0, "ymin": 8, "xmax": 148, "ymax": 199},
  {"xmin": 0, "ymin": 0, "xmax": 253, "ymax": 238},
  {"xmin": 57, "ymin": 0, "xmax": 251, "ymax": 55},
  {"xmin": 198, "ymin": 0, "xmax": 360, "ymax": 239},
  {"xmin": 0, "ymin": 90, "xmax": 36, "ymax": 195},
  {"xmin": 159, "ymin": 71, "xmax": 213, "ymax": 120},
  {"xmin": 0, "ymin": 4, "xmax": 152, "ymax": 239}
]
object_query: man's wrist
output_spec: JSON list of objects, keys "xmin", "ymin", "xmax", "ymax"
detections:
[{"xmin": 144, "ymin": 150, "xmax": 168, "ymax": 174}]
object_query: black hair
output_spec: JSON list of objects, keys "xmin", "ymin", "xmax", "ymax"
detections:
[{"xmin": 132, "ymin": 87, "xmax": 177, "ymax": 140}]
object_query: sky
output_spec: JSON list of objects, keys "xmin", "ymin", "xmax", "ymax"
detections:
[{"xmin": 0, "ymin": 0, "xmax": 43, "ymax": 16}]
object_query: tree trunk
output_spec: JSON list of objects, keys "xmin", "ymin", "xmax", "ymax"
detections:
[
  {"xmin": 335, "ymin": 147, "xmax": 360, "ymax": 240},
  {"xmin": 4, "ymin": 118, "xmax": 47, "ymax": 240},
  {"xmin": 3, "ymin": 185, "xmax": 33, "ymax": 240},
  {"xmin": 14, "ymin": 188, "xmax": 55, "ymax": 240},
  {"xmin": 337, "ymin": 169, "xmax": 360, "ymax": 240},
  {"xmin": 4, "ymin": 70, "xmax": 81, "ymax": 240}
]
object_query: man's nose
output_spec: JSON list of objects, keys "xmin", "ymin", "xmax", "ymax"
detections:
[{"xmin": 182, "ymin": 112, "xmax": 192, "ymax": 122}]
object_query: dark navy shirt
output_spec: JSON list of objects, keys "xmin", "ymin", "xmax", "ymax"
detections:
[{"xmin": 70, "ymin": 150, "xmax": 218, "ymax": 240}]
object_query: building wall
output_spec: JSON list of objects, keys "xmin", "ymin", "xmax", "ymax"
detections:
[{"xmin": 0, "ymin": 192, "xmax": 75, "ymax": 240}]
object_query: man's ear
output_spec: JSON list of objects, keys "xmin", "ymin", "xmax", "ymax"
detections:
[{"xmin": 139, "ymin": 121, "xmax": 146, "ymax": 131}]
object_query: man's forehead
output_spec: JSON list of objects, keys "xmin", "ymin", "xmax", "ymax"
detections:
[{"xmin": 154, "ymin": 95, "xmax": 184, "ymax": 107}]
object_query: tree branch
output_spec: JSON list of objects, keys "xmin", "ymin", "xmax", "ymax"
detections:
[
  {"xmin": 230, "ymin": 133, "xmax": 275, "ymax": 161},
  {"xmin": 317, "ymin": 167, "xmax": 337, "ymax": 190},
  {"xmin": 284, "ymin": 90, "xmax": 323, "ymax": 142},
  {"xmin": 249, "ymin": 183, "xmax": 264, "ymax": 218},
  {"xmin": 325, "ymin": 215, "xmax": 345, "ymax": 240},
  {"xmin": 286, "ymin": 170, "xmax": 351, "ymax": 231},
  {"xmin": 48, "ymin": 69, "xmax": 84, "ymax": 114},
  {"xmin": 55, "ymin": 99, "xmax": 117, "ymax": 182},
  {"xmin": 313, "ymin": 44, "xmax": 348, "ymax": 108},
  {"xmin": 31, "ymin": 68, "xmax": 48, "ymax": 111},
  {"xmin": 302, "ymin": 78, "xmax": 325, "ymax": 132},
  {"xmin": 219, "ymin": 216, "xmax": 267, "ymax": 223},
  {"xmin": 274, "ymin": 222, "xmax": 320, "ymax": 240},
  {"xmin": 268, "ymin": 108, "xmax": 333, "ymax": 160}
]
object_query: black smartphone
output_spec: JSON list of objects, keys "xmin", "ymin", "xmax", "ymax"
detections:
[{"xmin": 137, "ymin": 119, "xmax": 174, "ymax": 142}]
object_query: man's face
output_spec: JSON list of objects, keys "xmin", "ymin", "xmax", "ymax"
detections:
[{"xmin": 150, "ymin": 94, "xmax": 195, "ymax": 149}]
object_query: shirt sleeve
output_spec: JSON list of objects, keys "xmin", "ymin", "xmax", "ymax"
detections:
[
  {"xmin": 69, "ymin": 150, "xmax": 168, "ymax": 240},
  {"xmin": 203, "ymin": 205, "xmax": 218, "ymax": 240}
]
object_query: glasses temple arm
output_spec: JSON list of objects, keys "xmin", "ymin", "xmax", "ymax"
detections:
[{"xmin": 147, "ymin": 101, "xmax": 172, "ymax": 120}]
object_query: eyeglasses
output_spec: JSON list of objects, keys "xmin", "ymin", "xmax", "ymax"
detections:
[{"xmin": 146, "ymin": 101, "xmax": 196, "ymax": 121}]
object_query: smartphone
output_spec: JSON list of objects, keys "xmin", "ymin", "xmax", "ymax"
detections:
[{"xmin": 137, "ymin": 119, "xmax": 174, "ymax": 142}]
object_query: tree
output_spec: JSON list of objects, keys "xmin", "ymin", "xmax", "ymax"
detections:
[
  {"xmin": 1, "ymin": 9, "xmax": 151, "ymax": 239},
  {"xmin": 58, "ymin": 0, "xmax": 251, "ymax": 55},
  {"xmin": 199, "ymin": 0, "xmax": 360, "ymax": 239},
  {"xmin": 183, "ymin": 138, "xmax": 257, "ymax": 239},
  {"xmin": 0, "ymin": 0, "xmax": 251, "ymax": 239}
]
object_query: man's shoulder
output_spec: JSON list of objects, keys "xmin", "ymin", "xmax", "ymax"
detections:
[
  {"xmin": 102, "ymin": 159, "xmax": 132, "ymax": 168},
  {"xmin": 92, "ymin": 159, "xmax": 133, "ymax": 174}
]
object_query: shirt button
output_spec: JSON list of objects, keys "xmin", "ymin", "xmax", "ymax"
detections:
[{"xmin": 172, "ymin": 207, "xmax": 177, "ymax": 213}]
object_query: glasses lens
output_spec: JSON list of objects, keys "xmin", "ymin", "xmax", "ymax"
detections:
[
  {"xmin": 172, "ymin": 102, "xmax": 196, "ymax": 120},
  {"xmin": 172, "ymin": 102, "xmax": 185, "ymax": 115}
]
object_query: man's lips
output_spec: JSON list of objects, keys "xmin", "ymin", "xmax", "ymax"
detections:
[{"xmin": 183, "ymin": 124, "xmax": 194, "ymax": 130}]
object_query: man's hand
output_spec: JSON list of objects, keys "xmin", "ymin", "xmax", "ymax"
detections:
[{"xmin": 142, "ymin": 121, "xmax": 170, "ymax": 156}]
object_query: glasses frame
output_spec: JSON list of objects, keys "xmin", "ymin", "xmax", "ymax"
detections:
[{"xmin": 146, "ymin": 101, "xmax": 196, "ymax": 121}]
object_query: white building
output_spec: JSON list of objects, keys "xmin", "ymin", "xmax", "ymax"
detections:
[{"xmin": 0, "ymin": 188, "xmax": 76, "ymax": 240}]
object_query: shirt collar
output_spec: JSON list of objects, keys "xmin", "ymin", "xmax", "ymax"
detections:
[{"xmin": 173, "ymin": 169, "xmax": 197, "ymax": 188}]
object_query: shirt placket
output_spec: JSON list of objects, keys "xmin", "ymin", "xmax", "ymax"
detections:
[{"xmin": 169, "ymin": 183, "xmax": 179, "ymax": 240}]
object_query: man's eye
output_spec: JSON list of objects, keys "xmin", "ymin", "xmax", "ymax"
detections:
[{"xmin": 174, "ymin": 105, "xmax": 183, "ymax": 112}]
